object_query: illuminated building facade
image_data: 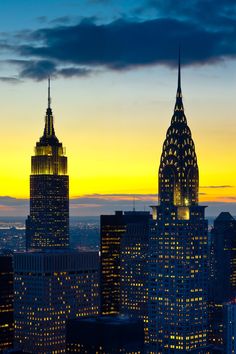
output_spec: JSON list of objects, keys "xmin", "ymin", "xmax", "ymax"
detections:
[
  {"xmin": 66, "ymin": 316, "xmax": 144, "ymax": 353},
  {"xmin": 223, "ymin": 300, "xmax": 236, "ymax": 353},
  {"xmin": 120, "ymin": 211, "xmax": 150, "ymax": 332},
  {"xmin": 100, "ymin": 211, "xmax": 126, "ymax": 315},
  {"xmin": 100, "ymin": 210, "xmax": 150, "ymax": 320},
  {"xmin": 209, "ymin": 212, "xmax": 236, "ymax": 348},
  {"xmin": 26, "ymin": 79, "xmax": 69, "ymax": 250},
  {"xmin": 148, "ymin": 57, "xmax": 208, "ymax": 352},
  {"xmin": 14, "ymin": 251, "xmax": 99, "ymax": 353},
  {"xmin": 0, "ymin": 254, "xmax": 14, "ymax": 352}
]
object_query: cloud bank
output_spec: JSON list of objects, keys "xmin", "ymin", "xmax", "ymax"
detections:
[
  {"xmin": 0, "ymin": 194, "xmax": 236, "ymax": 217},
  {"xmin": 2, "ymin": 0, "xmax": 236, "ymax": 80}
]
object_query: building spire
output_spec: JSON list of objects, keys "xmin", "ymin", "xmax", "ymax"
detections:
[
  {"xmin": 174, "ymin": 47, "xmax": 184, "ymax": 112},
  {"xmin": 159, "ymin": 47, "xmax": 199, "ymax": 206},
  {"xmin": 44, "ymin": 78, "xmax": 55, "ymax": 138},
  {"xmin": 48, "ymin": 77, "xmax": 51, "ymax": 109},
  {"xmin": 177, "ymin": 46, "xmax": 181, "ymax": 93}
]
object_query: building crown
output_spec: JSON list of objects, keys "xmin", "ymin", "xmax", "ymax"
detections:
[
  {"xmin": 31, "ymin": 79, "xmax": 67, "ymax": 175},
  {"xmin": 39, "ymin": 78, "xmax": 59, "ymax": 146},
  {"xmin": 158, "ymin": 51, "xmax": 199, "ymax": 207}
]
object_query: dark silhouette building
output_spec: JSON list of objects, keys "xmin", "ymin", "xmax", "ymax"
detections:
[
  {"xmin": 100, "ymin": 210, "xmax": 150, "ymax": 319},
  {"xmin": 26, "ymin": 79, "xmax": 69, "ymax": 250},
  {"xmin": 0, "ymin": 254, "xmax": 14, "ymax": 352},
  {"xmin": 148, "ymin": 55, "xmax": 208, "ymax": 352},
  {"xmin": 209, "ymin": 212, "xmax": 236, "ymax": 349},
  {"xmin": 66, "ymin": 316, "xmax": 144, "ymax": 353},
  {"xmin": 223, "ymin": 299, "xmax": 236, "ymax": 354}
]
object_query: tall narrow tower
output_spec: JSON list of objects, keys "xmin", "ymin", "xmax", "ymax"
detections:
[
  {"xmin": 26, "ymin": 79, "xmax": 69, "ymax": 250},
  {"xmin": 148, "ymin": 55, "xmax": 208, "ymax": 353}
]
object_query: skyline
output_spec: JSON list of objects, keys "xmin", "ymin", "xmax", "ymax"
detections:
[{"xmin": 0, "ymin": 1, "xmax": 236, "ymax": 216}]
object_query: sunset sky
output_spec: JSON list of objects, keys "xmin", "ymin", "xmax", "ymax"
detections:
[{"xmin": 0, "ymin": 0, "xmax": 236, "ymax": 216}]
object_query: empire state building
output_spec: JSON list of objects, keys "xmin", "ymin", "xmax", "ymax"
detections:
[
  {"xmin": 26, "ymin": 80, "xmax": 69, "ymax": 250},
  {"xmin": 148, "ymin": 57, "xmax": 208, "ymax": 353}
]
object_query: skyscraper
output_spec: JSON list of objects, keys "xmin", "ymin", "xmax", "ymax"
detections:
[
  {"xmin": 120, "ymin": 211, "xmax": 150, "ymax": 332},
  {"xmin": 26, "ymin": 79, "xmax": 69, "ymax": 250},
  {"xmin": 209, "ymin": 212, "xmax": 236, "ymax": 348},
  {"xmin": 0, "ymin": 254, "xmax": 14, "ymax": 352},
  {"xmin": 14, "ymin": 81, "xmax": 100, "ymax": 353},
  {"xmin": 14, "ymin": 251, "xmax": 99, "ymax": 353},
  {"xmin": 100, "ymin": 210, "xmax": 150, "ymax": 319},
  {"xmin": 148, "ymin": 55, "xmax": 208, "ymax": 352},
  {"xmin": 100, "ymin": 211, "xmax": 125, "ymax": 315}
]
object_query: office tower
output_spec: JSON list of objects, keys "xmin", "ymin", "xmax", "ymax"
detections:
[
  {"xmin": 101, "ymin": 211, "xmax": 125, "ymax": 315},
  {"xmin": 120, "ymin": 211, "xmax": 150, "ymax": 338},
  {"xmin": 100, "ymin": 210, "xmax": 150, "ymax": 318},
  {"xmin": 148, "ymin": 56, "xmax": 208, "ymax": 352},
  {"xmin": 223, "ymin": 300, "xmax": 236, "ymax": 353},
  {"xmin": 66, "ymin": 316, "xmax": 144, "ymax": 353},
  {"xmin": 14, "ymin": 251, "xmax": 99, "ymax": 353},
  {"xmin": 0, "ymin": 254, "xmax": 14, "ymax": 352},
  {"xmin": 209, "ymin": 212, "xmax": 236, "ymax": 348},
  {"xmin": 26, "ymin": 79, "xmax": 69, "ymax": 250}
]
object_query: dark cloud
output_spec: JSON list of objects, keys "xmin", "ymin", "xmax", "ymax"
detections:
[
  {"xmin": 142, "ymin": 0, "xmax": 236, "ymax": 28},
  {"xmin": 6, "ymin": 59, "xmax": 91, "ymax": 81},
  {"xmin": 70, "ymin": 193, "xmax": 157, "ymax": 206},
  {"xmin": 0, "ymin": 195, "xmax": 236, "ymax": 217},
  {"xmin": 58, "ymin": 66, "xmax": 91, "ymax": 77},
  {"xmin": 0, "ymin": 41, "xmax": 14, "ymax": 51},
  {"xmin": 0, "ymin": 197, "xmax": 28, "ymax": 207},
  {"xmin": 200, "ymin": 185, "xmax": 234, "ymax": 189},
  {"xmin": 70, "ymin": 193, "xmax": 157, "ymax": 216},
  {"xmin": 0, "ymin": 0, "xmax": 234, "ymax": 84},
  {"xmin": 19, "ymin": 60, "xmax": 56, "ymax": 80},
  {"xmin": 14, "ymin": 29, "xmax": 35, "ymax": 41},
  {"xmin": 203, "ymin": 202, "xmax": 236, "ymax": 218},
  {"xmin": 1, "ymin": 0, "xmax": 236, "ymax": 81},
  {"xmin": 12, "ymin": 16, "xmax": 235, "ymax": 80},
  {"xmin": 0, "ymin": 77, "xmax": 21, "ymax": 84},
  {"xmin": 0, "ymin": 194, "xmax": 155, "ymax": 217},
  {"xmin": 0, "ymin": 197, "xmax": 28, "ymax": 217}
]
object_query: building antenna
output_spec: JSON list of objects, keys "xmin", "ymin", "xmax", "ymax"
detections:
[{"xmin": 48, "ymin": 77, "xmax": 51, "ymax": 108}]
